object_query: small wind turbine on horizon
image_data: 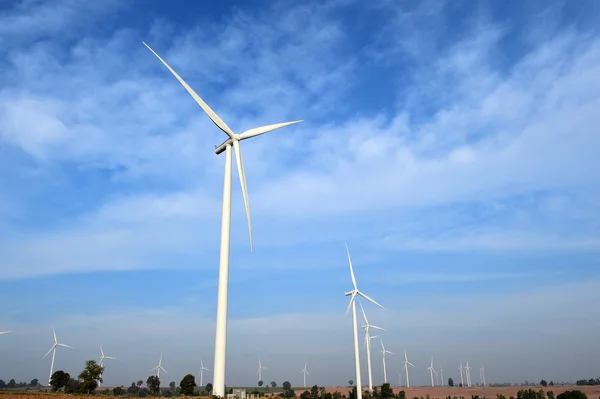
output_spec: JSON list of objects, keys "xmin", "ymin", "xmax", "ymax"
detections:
[
  {"xmin": 380, "ymin": 339, "xmax": 393, "ymax": 384},
  {"xmin": 439, "ymin": 364, "xmax": 444, "ymax": 386},
  {"xmin": 402, "ymin": 348, "xmax": 416, "ymax": 388},
  {"xmin": 199, "ymin": 359, "xmax": 209, "ymax": 387},
  {"xmin": 301, "ymin": 362, "xmax": 309, "ymax": 388},
  {"xmin": 426, "ymin": 357, "xmax": 437, "ymax": 387},
  {"xmin": 257, "ymin": 358, "xmax": 267, "ymax": 384},
  {"xmin": 151, "ymin": 354, "xmax": 167, "ymax": 378},
  {"xmin": 43, "ymin": 327, "xmax": 73, "ymax": 385},
  {"xmin": 479, "ymin": 366, "xmax": 486, "ymax": 387},
  {"xmin": 344, "ymin": 242, "xmax": 385, "ymax": 399},
  {"xmin": 98, "ymin": 345, "xmax": 116, "ymax": 387},
  {"xmin": 143, "ymin": 41, "xmax": 303, "ymax": 399},
  {"xmin": 360, "ymin": 300, "xmax": 385, "ymax": 392},
  {"xmin": 459, "ymin": 363, "xmax": 464, "ymax": 387},
  {"xmin": 465, "ymin": 361, "xmax": 472, "ymax": 387}
]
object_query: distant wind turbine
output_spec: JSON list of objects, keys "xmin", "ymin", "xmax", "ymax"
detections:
[
  {"xmin": 344, "ymin": 242, "xmax": 385, "ymax": 399},
  {"xmin": 0, "ymin": 331, "xmax": 11, "ymax": 335},
  {"xmin": 465, "ymin": 361, "xmax": 472, "ymax": 387},
  {"xmin": 439, "ymin": 364, "xmax": 444, "ymax": 386},
  {"xmin": 199, "ymin": 359, "xmax": 209, "ymax": 387},
  {"xmin": 479, "ymin": 366, "xmax": 486, "ymax": 387},
  {"xmin": 151, "ymin": 353, "xmax": 167, "ymax": 378},
  {"xmin": 360, "ymin": 300, "xmax": 385, "ymax": 392},
  {"xmin": 380, "ymin": 339, "xmax": 393, "ymax": 384},
  {"xmin": 257, "ymin": 358, "xmax": 267, "ymax": 384},
  {"xmin": 459, "ymin": 363, "xmax": 464, "ymax": 387},
  {"xmin": 142, "ymin": 41, "xmax": 303, "ymax": 399},
  {"xmin": 98, "ymin": 345, "xmax": 116, "ymax": 387},
  {"xmin": 301, "ymin": 362, "xmax": 309, "ymax": 388},
  {"xmin": 403, "ymin": 349, "xmax": 416, "ymax": 387},
  {"xmin": 426, "ymin": 357, "xmax": 437, "ymax": 387},
  {"xmin": 43, "ymin": 327, "xmax": 73, "ymax": 385}
]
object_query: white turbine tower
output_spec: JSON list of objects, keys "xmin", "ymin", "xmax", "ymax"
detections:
[
  {"xmin": 257, "ymin": 358, "xmax": 267, "ymax": 384},
  {"xmin": 302, "ymin": 362, "xmax": 309, "ymax": 388},
  {"xmin": 151, "ymin": 353, "xmax": 168, "ymax": 379},
  {"xmin": 344, "ymin": 242, "xmax": 385, "ymax": 399},
  {"xmin": 43, "ymin": 327, "xmax": 73, "ymax": 385},
  {"xmin": 426, "ymin": 357, "xmax": 437, "ymax": 387},
  {"xmin": 199, "ymin": 359, "xmax": 209, "ymax": 387},
  {"xmin": 143, "ymin": 43, "xmax": 302, "ymax": 398},
  {"xmin": 380, "ymin": 339, "xmax": 393, "ymax": 384},
  {"xmin": 440, "ymin": 364, "xmax": 444, "ymax": 386},
  {"xmin": 402, "ymin": 349, "xmax": 416, "ymax": 388},
  {"xmin": 360, "ymin": 300, "xmax": 385, "ymax": 392},
  {"xmin": 479, "ymin": 366, "xmax": 486, "ymax": 387},
  {"xmin": 465, "ymin": 362, "xmax": 472, "ymax": 387},
  {"xmin": 98, "ymin": 345, "xmax": 116, "ymax": 387},
  {"xmin": 459, "ymin": 363, "xmax": 464, "ymax": 387}
]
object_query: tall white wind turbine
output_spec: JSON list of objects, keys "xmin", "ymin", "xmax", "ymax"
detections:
[
  {"xmin": 302, "ymin": 362, "xmax": 309, "ymax": 388},
  {"xmin": 143, "ymin": 43, "xmax": 302, "ymax": 398},
  {"xmin": 459, "ymin": 363, "xmax": 464, "ymax": 387},
  {"xmin": 98, "ymin": 345, "xmax": 116, "ymax": 386},
  {"xmin": 439, "ymin": 364, "xmax": 444, "ymax": 386},
  {"xmin": 199, "ymin": 359, "xmax": 209, "ymax": 387},
  {"xmin": 43, "ymin": 327, "xmax": 73, "ymax": 385},
  {"xmin": 151, "ymin": 353, "xmax": 168, "ymax": 379},
  {"xmin": 360, "ymin": 300, "xmax": 385, "ymax": 392},
  {"xmin": 344, "ymin": 242, "xmax": 385, "ymax": 399},
  {"xmin": 426, "ymin": 357, "xmax": 437, "ymax": 387},
  {"xmin": 380, "ymin": 339, "xmax": 393, "ymax": 384},
  {"xmin": 257, "ymin": 358, "xmax": 267, "ymax": 383},
  {"xmin": 479, "ymin": 366, "xmax": 486, "ymax": 387},
  {"xmin": 465, "ymin": 362, "xmax": 472, "ymax": 387},
  {"xmin": 402, "ymin": 349, "xmax": 416, "ymax": 388}
]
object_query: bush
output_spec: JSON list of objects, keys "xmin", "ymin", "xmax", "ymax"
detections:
[{"xmin": 557, "ymin": 391, "xmax": 587, "ymax": 399}]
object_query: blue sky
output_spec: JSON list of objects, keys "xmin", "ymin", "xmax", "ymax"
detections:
[{"xmin": 1, "ymin": 0, "xmax": 600, "ymax": 389}]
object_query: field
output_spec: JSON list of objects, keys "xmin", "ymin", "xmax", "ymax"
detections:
[{"xmin": 1, "ymin": 385, "xmax": 599, "ymax": 399}]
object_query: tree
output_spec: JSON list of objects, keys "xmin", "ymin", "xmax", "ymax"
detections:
[
  {"xmin": 448, "ymin": 378, "xmax": 454, "ymax": 387},
  {"xmin": 541, "ymin": 380, "xmax": 548, "ymax": 387},
  {"xmin": 550, "ymin": 382, "xmax": 555, "ymax": 387},
  {"xmin": 380, "ymin": 383, "xmax": 394, "ymax": 399},
  {"xmin": 180, "ymin": 374, "xmax": 197, "ymax": 396},
  {"xmin": 50, "ymin": 371, "xmax": 71, "ymax": 392},
  {"xmin": 147, "ymin": 376, "xmax": 160, "ymax": 395},
  {"xmin": 7, "ymin": 379, "xmax": 16, "ymax": 388},
  {"xmin": 349, "ymin": 380, "xmax": 354, "ymax": 387},
  {"xmin": 65, "ymin": 378, "xmax": 81, "ymax": 394},
  {"xmin": 137, "ymin": 380, "xmax": 144, "ymax": 389},
  {"xmin": 259, "ymin": 380, "xmax": 264, "ymax": 387},
  {"xmin": 311, "ymin": 385, "xmax": 320, "ymax": 399},
  {"xmin": 557, "ymin": 391, "xmax": 587, "ymax": 399},
  {"xmin": 0, "ymin": 380, "xmax": 5, "ymax": 388},
  {"xmin": 29, "ymin": 378, "xmax": 39, "ymax": 387},
  {"xmin": 114, "ymin": 386, "xmax": 125, "ymax": 396},
  {"xmin": 271, "ymin": 382, "xmax": 278, "ymax": 388},
  {"xmin": 79, "ymin": 360, "xmax": 105, "ymax": 394},
  {"xmin": 300, "ymin": 391, "xmax": 312, "ymax": 399},
  {"xmin": 127, "ymin": 382, "xmax": 140, "ymax": 395},
  {"xmin": 206, "ymin": 382, "xmax": 213, "ymax": 394},
  {"xmin": 283, "ymin": 381, "xmax": 292, "ymax": 390}
]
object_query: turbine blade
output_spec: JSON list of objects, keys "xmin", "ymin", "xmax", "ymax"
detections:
[
  {"xmin": 357, "ymin": 291, "xmax": 385, "ymax": 309},
  {"xmin": 345, "ymin": 242, "xmax": 358, "ymax": 290},
  {"xmin": 161, "ymin": 366, "xmax": 168, "ymax": 374},
  {"xmin": 344, "ymin": 292, "xmax": 356, "ymax": 318},
  {"xmin": 359, "ymin": 300, "xmax": 368, "ymax": 324},
  {"xmin": 58, "ymin": 344, "xmax": 73, "ymax": 348},
  {"xmin": 142, "ymin": 42, "xmax": 235, "ymax": 139},
  {"xmin": 53, "ymin": 327, "xmax": 57, "ymax": 344},
  {"xmin": 233, "ymin": 140, "xmax": 253, "ymax": 251},
  {"xmin": 409, "ymin": 362, "xmax": 415, "ymax": 368},
  {"xmin": 371, "ymin": 325, "xmax": 385, "ymax": 331},
  {"xmin": 0, "ymin": 331, "xmax": 11, "ymax": 334},
  {"xmin": 100, "ymin": 345, "xmax": 104, "ymax": 357},
  {"xmin": 42, "ymin": 346, "xmax": 55, "ymax": 359},
  {"xmin": 106, "ymin": 356, "xmax": 116, "ymax": 360},
  {"xmin": 238, "ymin": 120, "xmax": 303, "ymax": 140}
]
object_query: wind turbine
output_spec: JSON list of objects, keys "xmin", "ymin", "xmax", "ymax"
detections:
[
  {"xmin": 257, "ymin": 358, "xmax": 267, "ymax": 384},
  {"xmin": 199, "ymin": 359, "xmax": 209, "ymax": 387},
  {"xmin": 143, "ymin": 43, "xmax": 303, "ymax": 398},
  {"xmin": 402, "ymin": 349, "xmax": 416, "ymax": 387},
  {"xmin": 459, "ymin": 363, "xmax": 464, "ymax": 387},
  {"xmin": 301, "ymin": 362, "xmax": 309, "ymax": 388},
  {"xmin": 426, "ymin": 357, "xmax": 437, "ymax": 387},
  {"xmin": 439, "ymin": 364, "xmax": 444, "ymax": 386},
  {"xmin": 43, "ymin": 327, "xmax": 73, "ymax": 385},
  {"xmin": 360, "ymin": 300, "xmax": 385, "ymax": 392},
  {"xmin": 0, "ymin": 331, "xmax": 11, "ymax": 335},
  {"xmin": 464, "ymin": 361, "xmax": 472, "ymax": 387},
  {"xmin": 344, "ymin": 242, "xmax": 385, "ymax": 399},
  {"xmin": 151, "ymin": 353, "xmax": 167, "ymax": 379},
  {"xmin": 98, "ymin": 345, "xmax": 116, "ymax": 387},
  {"xmin": 479, "ymin": 366, "xmax": 486, "ymax": 387},
  {"xmin": 380, "ymin": 339, "xmax": 393, "ymax": 384}
]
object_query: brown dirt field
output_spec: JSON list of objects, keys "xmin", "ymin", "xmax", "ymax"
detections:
[{"xmin": 320, "ymin": 385, "xmax": 600, "ymax": 399}]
